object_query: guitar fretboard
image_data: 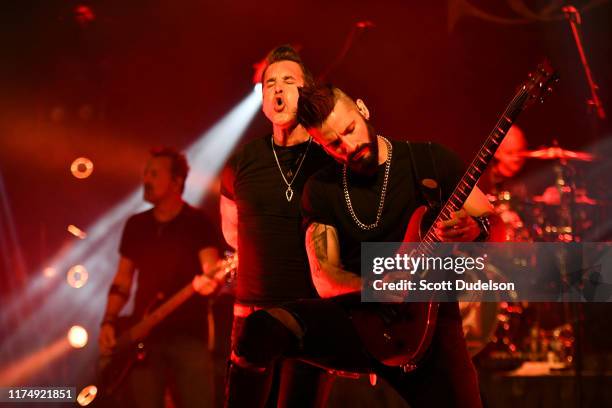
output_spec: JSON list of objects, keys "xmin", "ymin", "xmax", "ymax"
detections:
[{"xmin": 414, "ymin": 86, "xmax": 530, "ymax": 275}]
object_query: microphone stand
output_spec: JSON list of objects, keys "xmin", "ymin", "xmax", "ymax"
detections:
[
  {"xmin": 562, "ymin": 5, "xmax": 606, "ymax": 120},
  {"xmin": 318, "ymin": 21, "xmax": 375, "ymax": 81},
  {"xmin": 562, "ymin": 6, "xmax": 605, "ymax": 406}
]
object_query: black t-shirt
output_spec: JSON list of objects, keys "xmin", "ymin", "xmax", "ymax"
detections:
[
  {"xmin": 220, "ymin": 136, "xmax": 334, "ymax": 305},
  {"xmin": 302, "ymin": 140, "xmax": 465, "ymax": 318},
  {"xmin": 119, "ymin": 203, "xmax": 223, "ymax": 339},
  {"xmin": 302, "ymin": 140, "xmax": 465, "ymax": 273}
]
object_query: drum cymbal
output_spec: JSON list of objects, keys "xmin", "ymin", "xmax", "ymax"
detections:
[
  {"xmin": 518, "ymin": 146, "xmax": 595, "ymax": 161},
  {"xmin": 532, "ymin": 186, "xmax": 601, "ymax": 205}
]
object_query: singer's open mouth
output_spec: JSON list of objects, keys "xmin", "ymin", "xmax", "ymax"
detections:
[{"xmin": 274, "ymin": 96, "xmax": 285, "ymax": 111}]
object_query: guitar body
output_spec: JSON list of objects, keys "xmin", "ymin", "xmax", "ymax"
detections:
[
  {"xmin": 97, "ymin": 317, "xmax": 147, "ymax": 400},
  {"xmin": 95, "ymin": 253, "xmax": 238, "ymax": 400},
  {"xmin": 351, "ymin": 206, "xmax": 439, "ymax": 368}
]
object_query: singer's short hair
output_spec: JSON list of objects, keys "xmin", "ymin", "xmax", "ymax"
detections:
[
  {"xmin": 149, "ymin": 146, "xmax": 189, "ymax": 193},
  {"xmin": 297, "ymin": 83, "xmax": 354, "ymax": 129},
  {"xmin": 260, "ymin": 45, "xmax": 315, "ymax": 87}
]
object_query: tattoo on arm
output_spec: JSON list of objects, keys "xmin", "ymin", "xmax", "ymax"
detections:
[
  {"xmin": 311, "ymin": 223, "xmax": 329, "ymax": 263},
  {"xmin": 306, "ymin": 222, "xmax": 354, "ymax": 298}
]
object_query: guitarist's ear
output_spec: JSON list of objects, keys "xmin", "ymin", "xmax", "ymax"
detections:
[{"xmin": 356, "ymin": 99, "xmax": 370, "ymax": 120}]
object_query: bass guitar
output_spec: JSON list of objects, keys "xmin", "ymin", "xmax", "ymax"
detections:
[{"xmin": 97, "ymin": 252, "xmax": 238, "ymax": 397}]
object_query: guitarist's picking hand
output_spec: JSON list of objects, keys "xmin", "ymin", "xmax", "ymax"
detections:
[
  {"xmin": 381, "ymin": 271, "xmax": 413, "ymax": 302},
  {"xmin": 192, "ymin": 275, "xmax": 218, "ymax": 296},
  {"xmin": 99, "ymin": 324, "xmax": 117, "ymax": 356},
  {"xmin": 435, "ymin": 209, "xmax": 480, "ymax": 242}
]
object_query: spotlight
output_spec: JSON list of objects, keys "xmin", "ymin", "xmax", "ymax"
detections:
[
  {"xmin": 77, "ymin": 385, "xmax": 97, "ymax": 406},
  {"xmin": 74, "ymin": 5, "xmax": 95, "ymax": 27},
  {"xmin": 67, "ymin": 224, "xmax": 87, "ymax": 239},
  {"xmin": 70, "ymin": 157, "xmax": 94, "ymax": 179},
  {"xmin": 67, "ymin": 326, "xmax": 88, "ymax": 349},
  {"xmin": 43, "ymin": 267, "xmax": 57, "ymax": 278},
  {"xmin": 184, "ymin": 90, "xmax": 262, "ymax": 204},
  {"xmin": 254, "ymin": 83, "xmax": 262, "ymax": 97},
  {"xmin": 66, "ymin": 265, "xmax": 88, "ymax": 288}
]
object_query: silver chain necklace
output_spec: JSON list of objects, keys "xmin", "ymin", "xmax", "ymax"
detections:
[
  {"xmin": 343, "ymin": 136, "xmax": 392, "ymax": 230},
  {"xmin": 271, "ymin": 136, "xmax": 312, "ymax": 202}
]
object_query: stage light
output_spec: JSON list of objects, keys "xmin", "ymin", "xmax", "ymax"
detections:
[
  {"xmin": 67, "ymin": 265, "xmax": 88, "ymax": 288},
  {"xmin": 254, "ymin": 83, "xmax": 262, "ymax": 97},
  {"xmin": 0, "ymin": 337, "xmax": 71, "ymax": 386},
  {"xmin": 184, "ymin": 87, "xmax": 262, "ymax": 204},
  {"xmin": 68, "ymin": 224, "xmax": 87, "ymax": 239},
  {"xmin": 67, "ymin": 326, "xmax": 88, "ymax": 349},
  {"xmin": 74, "ymin": 5, "xmax": 95, "ymax": 27},
  {"xmin": 70, "ymin": 157, "xmax": 94, "ymax": 179},
  {"xmin": 77, "ymin": 385, "xmax": 97, "ymax": 406},
  {"xmin": 43, "ymin": 267, "xmax": 57, "ymax": 278}
]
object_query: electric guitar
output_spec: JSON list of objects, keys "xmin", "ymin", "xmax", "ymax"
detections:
[
  {"xmin": 97, "ymin": 253, "xmax": 238, "ymax": 397},
  {"xmin": 351, "ymin": 61, "xmax": 558, "ymax": 371}
]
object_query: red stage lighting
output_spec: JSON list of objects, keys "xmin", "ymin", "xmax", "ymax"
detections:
[
  {"xmin": 67, "ymin": 325, "xmax": 88, "ymax": 349},
  {"xmin": 70, "ymin": 157, "xmax": 94, "ymax": 179},
  {"xmin": 67, "ymin": 265, "xmax": 88, "ymax": 288}
]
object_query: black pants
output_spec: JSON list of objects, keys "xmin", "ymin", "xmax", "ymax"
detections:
[
  {"xmin": 126, "ymin": 334, "xmax": 214, "ymax": 408},
  {"xmin": 233, "ymin": 296, "xmax": 482, "ymax": 408},
  {"xmin": 228, "ymin": 307, "xmax": 334, "ymax": 408}
]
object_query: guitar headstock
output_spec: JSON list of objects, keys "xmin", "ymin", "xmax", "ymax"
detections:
[{"xmin": 522, "ymin": 59, "xmax": 559, "ymax": 108}]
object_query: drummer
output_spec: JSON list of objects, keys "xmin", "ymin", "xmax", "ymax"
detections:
[
  {"xmin": 479, "ymin": 125, "xmax": 529, "ymax": 200},
  {"xmin": 479, "ymin": 125, "xmax": 532, "ymax": 242}
]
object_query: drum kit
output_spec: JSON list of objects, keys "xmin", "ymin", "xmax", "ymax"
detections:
[{"xmin": 462, "ymin": 142, "xmax": 608, "ymax": 368}]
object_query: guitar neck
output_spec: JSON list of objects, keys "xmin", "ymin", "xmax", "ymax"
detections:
[
  {"xmin": 416, "ymin": 86, "xmax": 530, "ymax": 258},
  {"xmin": 118, "ymin": 255, "xmax": 236, "ymax": 346},
  {"xmin": 125, "ymin": 283, "xmax": 196, "ymax": 343}
]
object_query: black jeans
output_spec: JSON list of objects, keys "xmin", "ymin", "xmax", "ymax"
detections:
[
  {"xmin": 237, "ymin": 296, "xmax": 482, "ymax": 408},
  {"xmin": 228, "ymin": 306, "xmax": 334, "ymax": 408},
  {"xmin": 126, "ymin": 333, "xmax": 214, "ymax": 408}
]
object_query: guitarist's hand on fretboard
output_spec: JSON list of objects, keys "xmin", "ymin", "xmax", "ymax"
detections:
[
  {"xmin": 434, "ymin": 209, "xmax": 482, "ymax": 242},
  {"xmin": 192, "ymin": 254, "xmax": 238, "ymax": 296},
  {"xmin": 192, "ymin": 274, "xmax": 219, "ymax": 296}
]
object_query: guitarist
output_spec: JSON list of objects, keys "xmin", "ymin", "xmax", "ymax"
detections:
[
  {"xmin": 228, "ymin": 84, "xmax": 501, "ymax": 408},
  {"xmin": 98, "ymin": 147, "xmax": 224, "ymax": 407}
]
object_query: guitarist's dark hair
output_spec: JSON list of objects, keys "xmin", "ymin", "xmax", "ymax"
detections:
[
  {"xmin": 149, "ymin": 146, "xmax": 190, "ymax": 193},
  {"xmin": 297, "ymin": 83, "xmax": 340, "ymax": 129}
]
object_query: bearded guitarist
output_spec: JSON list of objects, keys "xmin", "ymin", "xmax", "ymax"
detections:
[
  {"xmin": 98, "ymin": 147, "xmax": 224, "ymax": 407},
  {"xmin": 226, "ymin": 84, "xmax": 502, "ymax": 408}
]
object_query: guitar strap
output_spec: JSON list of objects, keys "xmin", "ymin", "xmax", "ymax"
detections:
[{"xmin": 406, "ymin": 141, "xmax": 442, "ymax": 210}]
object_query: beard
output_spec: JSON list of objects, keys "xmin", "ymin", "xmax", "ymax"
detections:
[
  {"xmin": 347, "ymin": 122, "xmax": 379, "ymax": 175},
  {"xmin": 143, "ymin": 184, "xmax": 158, "ymax": 204}
]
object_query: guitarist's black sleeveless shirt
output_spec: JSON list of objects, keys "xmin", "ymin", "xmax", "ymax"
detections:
[
  {"xmin": 119, "ymin": 204, "xmax": 223, "ymax": 339},
  {"xmin": 301, "ymin": 140, "xmax": 465, "ymax": 318}
]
